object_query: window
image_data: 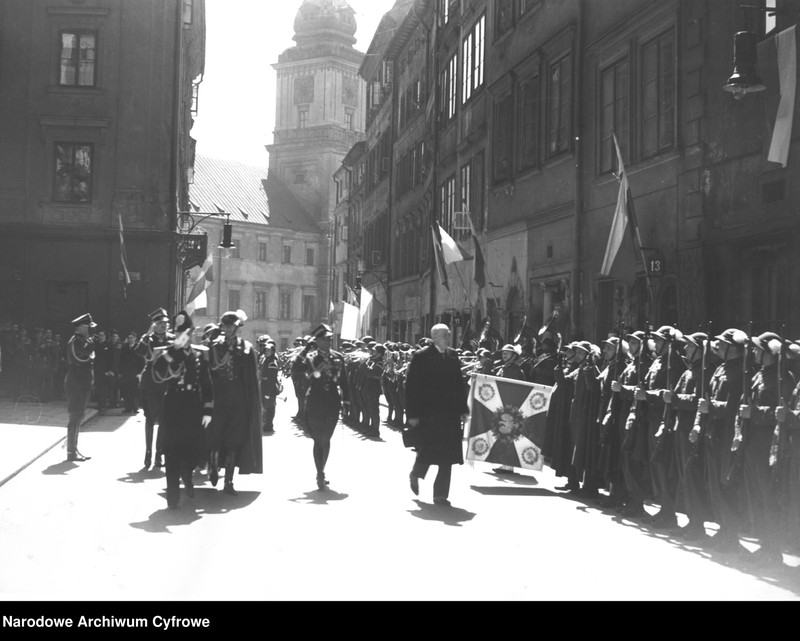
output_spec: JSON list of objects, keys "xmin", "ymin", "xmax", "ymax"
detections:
[
  {"xmin": 303, "ymin": 295, "xmax": 315, "ymax": 321},
  {"xmin": 495, "ymin": 0, "xmax": 514, "ymax": 39},
  {"xmin": 228, "ymin": 289, "xmax": 240, "ymax": 312},
  {"xmin": 518, "ymin": 75, "xmax": 540, "ymax": 171},
  {"xmin": 345, "ymin": 110, "xmax": 354, "ymax": 131},
  {"xmin": 440, "ymin": 0, "xmax": 452, "ymax": 25},
  {"xmin": 460, "ymin": 163, "xmax": 472, "ymax": 226},
  {"xmin": 282, "ymin": 245, "xmax": 292, "ymax": 264},
  {"xmin": 493, "ymin": 94, "xmax": 513, "ymax": 183},
  {"xmin": 255, "ymin": 291, "xmax": 267, "ymax": 319},
  {"xmin": 59, "ymin": 31, "xmax": 97, "ymax": 87},
  {"xmin": 447, "ymin": 53, "xmax": 458, "ymax": 119},
  {"xmin": 54, "ymin": 143, "xmax": 93, "ymax": 202},
  {"xmin": 439, "ymin": 174, "xmax": 456, "ymax": 233},
  {"xmin": 548, "ymin": 53, "xmax": 572, "ymax": 157},
  {"xmin": 258, "ymin": 242, "xmax": 268, "ymax": 262},
  {"xmin": 279, "ymin": 289, "xmax": 293, "ymax": 320},
  {"xmin": 306, "ymin": 248, "xmax": 315, "ymax": 266},
  {"xmin": 599, "ymin": 58, "xmax": 629, "ymax": 174},
  {"xmin": 462, "ymin": 14, "xmax": 485, "ymax": 103},
  {"xmin": 298, "ymin": 107, "xmax": 308, "ymax": 129},
  {"xmin": 640, "ymin": 29, "xmax": 675, "ymax": 159}
]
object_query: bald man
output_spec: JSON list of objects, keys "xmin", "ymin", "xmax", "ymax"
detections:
[{"xmin": 405, "ymin": 324, "xmax": 469, "ymax": 506}]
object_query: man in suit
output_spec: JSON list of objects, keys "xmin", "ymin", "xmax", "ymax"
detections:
[{"xmin": 406, "ymin": 324, "xmax": 469, "ymax": 506}]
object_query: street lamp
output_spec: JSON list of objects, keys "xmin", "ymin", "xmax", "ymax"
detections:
[
  {"xmin": 723, "ymin": 4, "xmax": 789, "ymax": 99},
  {"xmin": 176, "ymin": 209, "xmax": 235, "ymax": 266}
]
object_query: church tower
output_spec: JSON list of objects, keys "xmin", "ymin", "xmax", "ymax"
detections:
[{"xmin": 268, "ymin": 0, "xmax": 366, "ymax": 225}]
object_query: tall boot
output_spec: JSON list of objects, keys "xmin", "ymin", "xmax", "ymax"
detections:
[
  {"xmin": 144, "ymin": 421, "xmax": 154, "ymax": 468},
  {"xmin": 223, "ymin": 452, "xmax": 238, "ymax": 495}
]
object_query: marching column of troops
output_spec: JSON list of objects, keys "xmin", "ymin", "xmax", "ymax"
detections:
[{"xmin": 43, "ymin": 306, "xmax": 800, "ymax": 565}]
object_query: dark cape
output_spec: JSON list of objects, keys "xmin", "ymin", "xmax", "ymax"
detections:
[{"xmin": 543, "ymin": 362, "xmax": 576, "ymax": 476}]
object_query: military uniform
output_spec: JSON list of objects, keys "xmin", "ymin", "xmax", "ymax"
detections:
[
  {"xmin": 302, "ymin": 323, "xmax": 350, "ymax": 489},
  {"xmin": 362, "ymin": 346, "xmax": 384, "ymax": 436},
  {"xmin": 739, "ymin": 332, "xmax": 795, "ymax": 564},
  {"xmin": 151, "ymin": 311, "xmax": 213, "ymax": 509},
  {"xmin": 64, "ymin": 314, "xmax": 97, "ymax": 461},
  {"xmin": 206, "ymin": 310, "xmax": 263, "ymax": 495},
  {"xmin": 134, "ymin": 308, "xmax": 174, "ymax": 469},
  {"xmin": 258, "ymin": 337, "xmax": 281, "ymax": 433}
]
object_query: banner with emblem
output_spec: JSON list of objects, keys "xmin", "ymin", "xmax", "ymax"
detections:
[{"xmin": 466, "ymin": 374, "xmax": 553, "ymax": 471}]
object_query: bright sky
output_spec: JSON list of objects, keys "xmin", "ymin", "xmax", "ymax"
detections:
[{"xmin": 192, "ymin": 0, "xmax": 397, "ymax": 167}]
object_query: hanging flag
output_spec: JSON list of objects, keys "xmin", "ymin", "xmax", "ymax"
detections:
[
  {"xmin": 329, "ymin": 300, "xmax": 336, "ymax": 318},
  {"xmin": 599, "ymin": 133, "xmax": 645, "ymax": 285},
  {"xmin": 430, "ymin": 224, "xmax": 450, "ymax": 290},
  {"xmin": 436, "ymin": 223, "xmax": 464, "ymax": 264},
  {"xmin": 185, "ymin": 248, "xmax": 214, "ymax": 314},
  {"xmin": 358, "ymin": 286, "xmax": 373, "ymax": 336},
  {"xmin": 466, "ymin": 374, "xmax": 554, "ymax": 470},
  {"xmin": 344, "ymin": 282, "xmax": 360, "ymax": 307},
  {"xmin": 118, "ymin": 214, "xmax": 131, "ymax": 300},
  {"xmin": 768, "ymin": 25, "xmax": 796, "ymax": 167},
  {"xmin": 341, "ymin": 302, "xmax": 359, "ymax": 339},
  {"xmin": 466, "ymin": 214, "xmax": 486, "ymax": 289}
]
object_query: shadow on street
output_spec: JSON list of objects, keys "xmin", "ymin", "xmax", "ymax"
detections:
[
  {"xmin": 470, "ymin": 485, "xmax": 559, "ymax": 498},
  {"xmin": 408, "ymin": 499, "xmax": 476, "ymax": 527},
  {"xmin": 289, "ymin": 488, "xmax": 349, "ymax": 505},
  {"xmin": 41, "ymin": 459, "xmax": 79, "ymax": 475},
  {"xmin": 128, "ymin": 488, "xmax": 261, "ymax": 533}
]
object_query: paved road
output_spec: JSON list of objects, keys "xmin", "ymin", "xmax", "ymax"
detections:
[{"xmin": 0, "ymin": 389, "xmax": 799, "ymax": 601}]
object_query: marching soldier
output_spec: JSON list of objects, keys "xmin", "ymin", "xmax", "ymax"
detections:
[
  {"xmin": 290, "ymin": 336, "xmax": 312, "ymax": 424},
  {"xmin": 362, "ymin": 342, "xmax": 385, "ymax": 437},
  {"xmin": 64, "ymin": 313, "xmax": 98, "ymax": 462},
  {"xmin": 206, "ymin": 310, "xmax": 263, "ymax": 495},
  {"xmin": 134, "ymin": 308, "xmax": 174, "ymax": 469},
  {"xmin": 151, "ymin": 310, "xmax": 212, "ymax": 509},
  {"xmin": 495, "ymin": 344, "xmax": 525, "ymax": 381},
  {"xmin": 301, "ymin": 323, "xmax": 350, "ymax": 489},
  {"xmin": 569, "ymin": 341, "xmax": 604, "ymax": 498},
  {"xmin": 597, "ymin": 336, "xmax": 629, "ymax": 509},
  {"xmin": 696, "ymin": 328, "xmax": 748, "ymax": 552},
  {"xmin": 258, "ymin": 335, "xmax": 281, "ymax": 433}
]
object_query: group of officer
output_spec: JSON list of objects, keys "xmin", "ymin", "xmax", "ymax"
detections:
[
  {"xmin": 63, "ymin": 307, "xmax": 263, "ymax": 508},
  {"xmin": 534, "ymin": 323, "xmax": 800, "ymax": 569}
]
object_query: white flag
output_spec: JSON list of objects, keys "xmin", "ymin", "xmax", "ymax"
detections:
[{"xmin": 437, "ymin": 224, "xmax": 464, "ymax": 264}]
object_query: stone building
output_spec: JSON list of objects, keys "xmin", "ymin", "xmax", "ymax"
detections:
[{"xmin": 0, "ymin": 0, "xmax": 204, "ymax": 336}]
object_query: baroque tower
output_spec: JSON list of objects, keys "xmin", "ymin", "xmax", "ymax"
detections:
[{"xmin": 268, "ymin": 0, "xmax": 365, "ymax": 226}]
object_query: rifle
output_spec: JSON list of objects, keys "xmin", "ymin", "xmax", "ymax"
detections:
[
  {"xmin": 651, "ymin": 329, "xmax": 676, "ymax": 465},
  {"xmin": 724, "ymin": 321, "xmax": 752, "ymax": 487},
  {"xmin": 689, "ymin": 322, "xmax": 712, "ymax": 459},
  {"xmin": 600, "ymin": 314, "xmax": 627, "ymax": 435},
  {"xmin": 770, "ymin": 324, "xmax": 790, "ymax": 497},
  {"xmin": 622, "ymin": 321, "xmax": 650, "ymax": 453}
]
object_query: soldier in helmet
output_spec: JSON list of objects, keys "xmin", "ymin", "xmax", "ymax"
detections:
[{"xmin": 737, "ymin": 331, "xmax": 795, "ymax": 566}]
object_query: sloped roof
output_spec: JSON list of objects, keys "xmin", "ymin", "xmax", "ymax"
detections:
[
  {"xmin": 189, "ymin": 155, "xmax": 269, "ymax": 225},
  {"xmin": 358, "ymin": 0, "xmax": 414, "ymax": 80},
  {"xmin": 262, "ymin": 176, "xmax": 319, "ymax": 233}
]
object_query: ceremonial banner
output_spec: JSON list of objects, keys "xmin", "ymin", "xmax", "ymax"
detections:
[
  {"xmin": 185, "ymin": 249, "xmax": 214, "ymax": 314},
  {"xmin": 466, "ymin": 374, "xmax": 553, "ymax": 470},
  {"xmin": 341, "ymin": 302, "xmax": 358, "ymax": 339}
]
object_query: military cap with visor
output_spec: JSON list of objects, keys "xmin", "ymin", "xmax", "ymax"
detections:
[{"xmin": 71, "ymin": 313, "xmax": 97, "ymax": 328}]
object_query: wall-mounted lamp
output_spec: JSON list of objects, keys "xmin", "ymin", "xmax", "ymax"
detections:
[{"xmin": 723, "ymin": 4, "xmax": 788, "ymax": 99}]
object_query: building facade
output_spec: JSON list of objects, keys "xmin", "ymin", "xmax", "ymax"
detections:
[
  {"xmin": 0, "ymin": 0, "xmax": 204, "ymax": 337},
  {"xmin": 339, "ymin": 0, "xmax": 800, "ymax": 345}
]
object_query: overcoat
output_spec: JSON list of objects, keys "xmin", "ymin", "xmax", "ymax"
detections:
[{"xmin": 405, "ymin": 345, "xmax": 468, "ymax": 466}]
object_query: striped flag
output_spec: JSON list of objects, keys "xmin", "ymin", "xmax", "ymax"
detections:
[
  {"xmin": 466, "ymin": 374, "xmax": 553, "ymax": 470},
  {"xmin": 358, "ymin": 286, "xmax": 373, "ymax": 336},
  {"xmin": 119, "ymin": 214, "xmax": 131, "ymax": 300},
  {"xmin": 599, "ymin": 133, "xmax": 644, "ymax": 284},
  {"xmin": 466, "ymin": 214, "xmax": 486, "ymax": 289},
  {"xmin": 430, "ymin": 224, "xmax": 451, "ymax": 290},
  {"xmin": 185, "ymin": 249, "xmax": 214, "ymax": 314}
]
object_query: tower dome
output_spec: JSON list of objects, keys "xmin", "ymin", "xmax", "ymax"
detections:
[{"xmin": 293, "ymin": 0, "xmax": 357, "ymax": 46}]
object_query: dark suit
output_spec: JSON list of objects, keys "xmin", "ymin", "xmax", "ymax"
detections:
[{"xmin": 405, "ymin": 344, "xmax": 469, "ymax": 500}]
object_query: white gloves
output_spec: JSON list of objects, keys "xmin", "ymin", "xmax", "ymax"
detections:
[{"xmin": 202, "ymin": 415, "xmax": 212, "ymax": 429}]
